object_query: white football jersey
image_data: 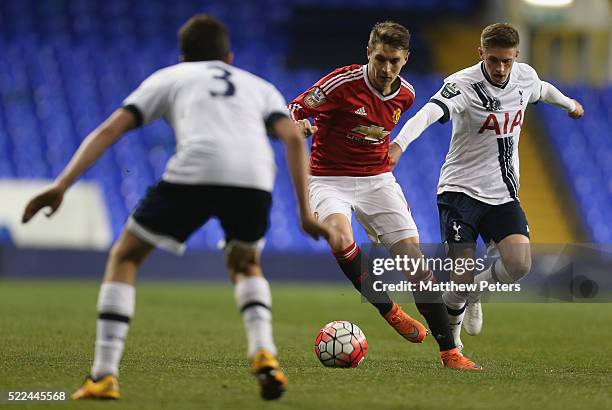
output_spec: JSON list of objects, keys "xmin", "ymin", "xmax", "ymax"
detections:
[
  {"xmin": 431, "ymin": 62, "xmax": 542, "ymax": 205},
  {"xmin": 123, "ymin": 61, "xmax": 288, "ymax": 192}
]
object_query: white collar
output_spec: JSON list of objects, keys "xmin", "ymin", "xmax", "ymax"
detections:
[{"xmin": 362, "ymin": 64, "xmax": 401, "ymax": 101}]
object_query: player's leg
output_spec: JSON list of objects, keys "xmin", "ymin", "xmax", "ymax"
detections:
[
  {"xmin": 325, "ymin": 213, "xmax": 396, "ymax": 316},
  {"xmin": 437, "ymin": 192, "xmax": 485, "ymax": 352},
  {"xmin": 310, "ymin": 177, "xmax": 395, "ymax": 315},
  {"xmin": 386, "ymin": 235, "xmax": 480, "ymax": 369},
  {"xmin": 388, "ymin": 236, "xmax": 452, "ymax": 349},
  {"xmin": 71, "ymin": 231, "xmax": 155, "ymax": 400},
  {"xmin": 216, "ymin": 186, "xmax": 285, "ymax": 400},
  {"xmin": 356, "ymin": 177, "xmax": 479, "ymax": 368},
  {"xmin": 461, "ymin": 240, "xmax": 498, "ymax": 336},
  {"xmin": 464, "ymin": 202, "xmax": 531, "ymax": 335},
  {"xmin": 443, "ymin": 245, "xmax": 477, "ymax": 349},
  {"xmin": 384, "ymin": 236, "xmax": 439, "ymax": 343},
  {"xmin": 72, "ymin": 181, "xmax": 210, "ymax": 400},
  {"xmin": 226, "ymin": 244, "xmax": 286, "ymax": 400},
  {"xmin": 352, "ymin": 175, "xmax": 429, "ymax": 344}
]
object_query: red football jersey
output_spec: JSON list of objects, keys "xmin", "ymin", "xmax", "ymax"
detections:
[{"xmin": 289, "ymin": 64, "xmax": 415, "ymax": 176}]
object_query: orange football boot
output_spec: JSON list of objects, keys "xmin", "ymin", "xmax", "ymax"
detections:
[
  {"xmin": 440, "ymin": 347, "xmax": 482, "ymax": 370},
  {"xmin": 383, "ymin": 303, "xmax": 428, "ymax": 343}
]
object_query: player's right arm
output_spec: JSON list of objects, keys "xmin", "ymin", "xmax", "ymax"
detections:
[
  {"xmin": 390, "ymin": 81, "xmax": 468, "ymax": 168},
  {"xmin": 21, "ymin": 109, "xmax": 138, "ymax": 223},
  {"xmin": 390, "ymin": 103, "xmax": 445, "ymax": 167},
  {"xmin": 288, "ymin": 66, "xmax": 352, "ymax": 137},
  {"xmin": 22, "ymin": 69, "xmax": 172, "ymax": 223}
]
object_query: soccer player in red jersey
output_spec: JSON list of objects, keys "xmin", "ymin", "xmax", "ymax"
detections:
[{"xmin": 289, "ymin": 21, "xmax": 480, "ymax": 369}]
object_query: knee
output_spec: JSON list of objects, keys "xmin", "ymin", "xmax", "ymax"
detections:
[
  {"xmin": 109, "ymin": 241, "xmax": 145, "ymax": 266},
  {"xmin": 108, "ymin": 231, "xmax": 153, "ymax": 267},
  {"xmin": 329, "ymin": 232, "xmax": 354, "ymax": 253},
  {"xmin": 500, "ymin": 257, "xmax": 531, "ymax": 281},
  {"xmin": 408, "ymin": 268, "xmax": 434, "ymax": 285},
  {"xmin": 225, "ymin": 246, "xmax": 263, "ymax": 282}
]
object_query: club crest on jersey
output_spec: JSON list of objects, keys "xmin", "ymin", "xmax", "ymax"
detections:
[
  {"xmin": 392, "ymin": 108, "xmax": 402, "ymax": 124},
  {"xmin": 441, "ymin": 82, "xmax": 461, "ymax": 99},
  {"xmin": 351, "ymin": 124, "xmax": 390, "ymax": 143},
  {"xmin": 304, "ymin": 87, "xmax": 327, "ymax": 108}
]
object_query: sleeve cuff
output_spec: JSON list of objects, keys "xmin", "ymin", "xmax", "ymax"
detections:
[
  {"xmin": 264, "ymin": 112, "xmax": 289, "ymax": 136},
  {"xmin": 429, "ymin": 98, "xmax": 450, "ymax": 124},
  {"xmin": 122, "ymin": 104, "xmax": 144, "ymax": 128}
]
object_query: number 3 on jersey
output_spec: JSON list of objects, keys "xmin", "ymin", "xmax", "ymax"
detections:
[{"xmin": 208, "ymin": 66, "xmax": 235, "ymax": 97}]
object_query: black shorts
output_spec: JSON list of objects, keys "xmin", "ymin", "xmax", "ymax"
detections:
[
  {"xmin": 127, "ymin": 180, "xmax": 272, "ymax": 254},
  {"xmin": 437, "ymin": 191, "xmax": 529, "ymax": 246}
]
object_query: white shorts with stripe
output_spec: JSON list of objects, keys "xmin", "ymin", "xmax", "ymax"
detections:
[{"xmin": 309, "ymin": 172, "xmax": 419, "ymax": 246}]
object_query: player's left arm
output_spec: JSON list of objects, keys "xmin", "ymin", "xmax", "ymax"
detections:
[
  {"xmin": 265, "ymin": 86, "xmax": 335, "ymax": 241},
  {"xmin": 268, "ymin": 116, "xmax": 333, "ymax": 242},
  {"xmin": 539, "ymin": 81, "xmax": 584, "ymax": 119}
]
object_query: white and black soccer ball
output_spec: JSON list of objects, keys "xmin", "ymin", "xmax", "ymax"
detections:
[{"xmin": 314, "ymin": 320, "xmax": 367, "ymax": 368}]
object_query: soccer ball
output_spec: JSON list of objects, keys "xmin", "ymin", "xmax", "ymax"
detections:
[{"xmin": 314, "ymin": 320, "xmax": 367, "ymax": 368}]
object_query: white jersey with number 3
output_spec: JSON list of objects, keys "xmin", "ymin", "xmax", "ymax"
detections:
[
  {"xmin": 123, "ymin": 61, "xmax": 288, "ymax": 192},
  {"xmin": 431, "ymin": 62, "xmax": 542, "ymax": 205}
]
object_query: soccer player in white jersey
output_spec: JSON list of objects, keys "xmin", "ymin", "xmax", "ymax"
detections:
[
  {"xmin": 390, "ymin": 23, "xmax": 584, "ymax": 352},
  {"xmin": 21, "ymin": 15, "xmax": 331, "ymax": 401}
]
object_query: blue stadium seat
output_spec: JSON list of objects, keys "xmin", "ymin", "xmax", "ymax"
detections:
[{"xmin": 539, "ymin": 86, "xmax": 612, "ymax": 242}]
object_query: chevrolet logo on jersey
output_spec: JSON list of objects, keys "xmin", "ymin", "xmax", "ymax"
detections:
[{"xmin": 350, "ymin": 125, "xmax": 391, "ymax": 143}]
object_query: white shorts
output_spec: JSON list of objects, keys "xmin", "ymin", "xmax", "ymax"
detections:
[{"xmin": 309, "ymin": 172, "xmax": 418, "ymax": 246}]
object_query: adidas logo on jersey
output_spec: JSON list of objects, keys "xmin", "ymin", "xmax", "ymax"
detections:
[{"xmin": 354, "ymin": 107, "xmax": 367, "ymax": 116}]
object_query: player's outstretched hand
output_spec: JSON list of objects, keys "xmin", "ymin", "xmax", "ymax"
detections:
[
  {"xmin": 389, "ymin": 142, "xmax": 402, "ymax": 170},
  {"xmin": 568, "ymin": 99, "xmax": 584, "ymax": 119},
  {"xmin": 296, "ymin": 119, "xmax": 318, "ymax": 138},
  {"xmin": 21, "ymin": 183, "xmax": 66, "ymax": 223}
]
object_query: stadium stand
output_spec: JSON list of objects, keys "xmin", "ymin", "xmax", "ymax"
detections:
[
  {"xmin": 538, "ymin": 85, "xmax": 612, "ymax": 243},
  {"xmin": 0, "ymin": 0, "xmax": 603, "ymax": 250}
]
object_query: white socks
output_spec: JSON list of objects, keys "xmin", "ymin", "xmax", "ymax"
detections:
[
  {"xmin": 442, "ymin": 287, "xmax": 468, "ymax": 311},
  {"xmin": 469, "ymin": 259, "xmax": 514, "ymax": 301},
  {"xmin": 476, "ymin": 259, "xmax": 513, "ymax": 284},
  {"xmin": 444, "ymin": 259, "xmax": 514, "ymax": 309},
  {"xmin": 90, "ymin": 277, "xmax": 276, "ymax": 379},
  {"xmin": 91, "ymin": 282, "xmax": 135, "ymax": 379},
  {"xmin": 234, "ymin": 276, "xmax": 277, "ymax": 358}
]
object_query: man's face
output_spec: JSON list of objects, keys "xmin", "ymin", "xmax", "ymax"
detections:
[
  {"xmin": 367, "ymin": 43, "xmax": 409, "ymax": 91},
  {"xmin": 478, "ymin": 46, "xmax": 518, "ymax": 85}
]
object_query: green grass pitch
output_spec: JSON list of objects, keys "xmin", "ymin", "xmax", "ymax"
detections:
[{"xmin": 1, "ymin": 280, "xmax": 611, "ymax": 409}]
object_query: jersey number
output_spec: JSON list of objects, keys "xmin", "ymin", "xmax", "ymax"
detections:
[{"xmin": 208, "ymin": 66, "xmax": 235, "ymax": 97}]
